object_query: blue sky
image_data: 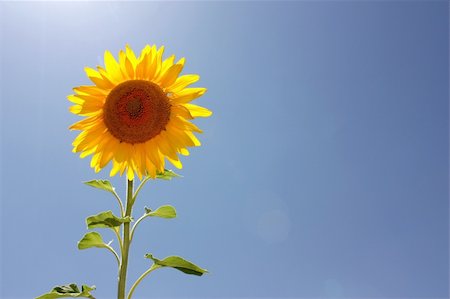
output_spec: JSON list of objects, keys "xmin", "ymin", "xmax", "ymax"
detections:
[{"xmin": 0, "ymin": 1, "xmax": 448, "ymax": 298}]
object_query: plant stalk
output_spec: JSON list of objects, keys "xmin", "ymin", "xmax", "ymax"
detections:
[
  {"xmin": 117, "ymin": 179, "xmax": 134, "ymax": 299},
  {"xmin": 127, "ymin": 265, "xmax": 160, "ymax": 299}
]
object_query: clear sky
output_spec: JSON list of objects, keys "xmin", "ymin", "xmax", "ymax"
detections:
[{"xmin": 0, "ymin": 1, "xmax": 448, "ymax": 299}]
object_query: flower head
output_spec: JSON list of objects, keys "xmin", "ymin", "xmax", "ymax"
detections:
[{"xmin": 69, "ymin": 44, "xmax": 211, "ymax": 180}]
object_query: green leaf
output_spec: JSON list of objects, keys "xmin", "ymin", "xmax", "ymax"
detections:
[
  {"xmin": 86, "ymin": 211, "xmax": 131, "ymax": 229},
  {"xmin": 84, "ymin": 180, "xmax": 115, "ymax": 194},
  {"xmin": 156, "ymin": 169, "xmax": 182, "ymax": 180},
  {"xmin": 77, "ymin": 232, "xmax": 109, "ymax": 250},
  {"xmin": 145, "ymin": 254, "xmax": 208, "ymax": 276},
  {"xmin": 146, "ymin": 205, "xmax": 177, "ymax": 219},
  {"xmin": 35, "ymin": 283, "xmax": 95, "ymax": 299}
]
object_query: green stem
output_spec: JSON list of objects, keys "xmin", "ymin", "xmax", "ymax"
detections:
[
  {"xmin": 112, "ymin": 189, "xmax": 125, "ymax": 217},
  {"xmin": 117, "ymin": 179, "xmax": 134, "ymax": 299},
  {"xmin": 129, "ymin": 214, "xmax": 149, "ymax": 242},
  {"xmin": 133, "ymin": 176, "xmax": 151, "ymax": 201},
  {"xmin": 105, "ymin": 243, "xmax": 121, "ymax": 266},
  {"xmin": 127, "ymin": 265, "xmax": 160, "ymax": 299},
  {"xmin": 113, "ymin": 227, "xmax": 123, "ymax": 255}
]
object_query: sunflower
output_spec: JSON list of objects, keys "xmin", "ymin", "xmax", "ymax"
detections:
[{"xmin": 69, "ymin": 44, "xmax": 211, "ymax": 180}]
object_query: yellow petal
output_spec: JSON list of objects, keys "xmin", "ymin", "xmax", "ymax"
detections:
[
  {"xmin": 184, "ymin": 104, "xmax": 212, "ymax": 118},
  {"xmin": 125, "ymin": 44, "xmax": 138, "ymax": 66},
  {"xmin": 114, "ymin": 142, "xmax": 133, "ymax": 163},
  {"xmin": 73, "ymin": 125, "xmax": 108, "ymax": 152},
  {"xmin": 119, "ymin": 160, "xmax": 128, "ymax": 176},
  {"xmin": 97, "ymin": 66, "xmax": 117, "ymax": 85},
  {"xmin": 167, "ymin": 74, "xmax": 200, "ymax": 93},
  {"xmin": 135, "ymin": 52, "xmax": 148, "ymax": 79},
  {"xmin": 171, "ymin": 116, "xmax": 203, "ymax": 133},
  {"xmin": 85, "ymin": 67, "xmax": 114, "ymax": 89},
  {"xmin": 157, "ymin": 54, "xmax": 175, "ymax": 81},
  {"xmin": 145, "ymin": 158, "xmax": 157, "ymax": 178},
  {"xmin": 145, "ymin": 45, "xmax": 158, "ymax": 80},
  {"xmin": 126, "ymin": 164, "xmax": 135, "ymax": 180},
  {"xmin": 138, "ymin": 45, "xmax": 152, "ymax": 60},
  {"xmin": 144, "ymin": 140, "xmax": 164, "ymax": 171},
  {"xmin": 165, "ymin": 127, "xmax": 196, "ymax": 148},
  {"xmin": 154, "ymin": 133, "xmax": 179, "ymax": 161},
  {"xmin": 160, "ymin": 62, "xmax": 184, "ymax": 89},
  {"xmin": 67, "ymin": 95, "xmax": 83, "ymax": 104},
  {"xmin": 97, "ymin": 146, "xmax": 114, "ymax": 169},
  {"xmin": 170, "ymin": 88, "xmax": 207, "ymax": 103},
  {"xmin": 146, "ymin": 160, "xmax": 156, "ymax": 179},
  {"xmin": 179, "ymin": 148, "xmax": 190, "ymax": 156},
  {"xmin": 74, "ymin": 85, "xmax": 108, "ymax": 96},
  {"xmin": 69, "ymin": 104, "xmax": 103, "ymax": 116},
  {"xmin": 104, "ymin": 50, "xmax": 123, "ymax": 83},
  {"xmin": 133, "ymin": 143, "xmax": 147, "ymax": 179},
  {"xmin": 125, "ymin": 58, "xmax": 134, "ymax": 79},
  {"xmin": 80, "ymin": 147, "xmax": 97, "ymax": 158},
  {"xmin": 167, "ymin": 156, "xmax": 182, "ymax": 169},
  {"xmin": 73, "ymin": 129, "xmax": 101, "ymax": 151},
  {"xmin": 90, "ymin": 151, "xmax": 102, "ymax": 168},
  {"xmin": 110, "ymin": 160, "xmax": 122, "ymax": 177},
  {"xmin": 153, "ymin": 46, "xmax": 165, "ymax": 80},
  {"xmin": 171, "ymin": 105, "xmax": 193, "ymax": 120},
  {"xmin": 185, "ymin": 131, "xmax": 201, "ymax": 146},
  {"xmin": 96, "ymin": 134, "xmax": 118, "ymax": 169},
  {"xmin": 69, "ymin": 93, "xmax": 105, "ymax": 105},
  {"xmin": 69, "ymin": 115, "xmax": 102, "ymax": 130},
  {"xmin": 119, "ymin": 50, "xmax": 134, "ymax": 79}
]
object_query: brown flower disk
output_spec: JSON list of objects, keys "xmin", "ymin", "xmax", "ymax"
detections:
[{"xmin": 103, "ymin": 80, "xmax": 171, "ymax": 144}]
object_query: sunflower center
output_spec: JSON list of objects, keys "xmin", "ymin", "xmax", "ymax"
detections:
[
  {"xmin": 126, "ymin": 97, "xmax": 143, "ymax": 118},
  {"xmin": 103, "ymin": 80, "xmax": 171, "ymax": 144}
]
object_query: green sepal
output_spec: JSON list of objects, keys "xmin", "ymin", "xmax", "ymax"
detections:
[
  {"xmin": 77, "ymin": 232, "xmax": 110, "ymax": 250},
  {"xmin": 86, "ymin": 211, "xmax": 131, "ymax": 229},
  {"xmin": 145, "ymin": 205, "xmax": 176, "ymax": 219},
  {"xmin": 83, "ymin": 180, "xmax": 115, "ymax": 194},
  {"xmin": 156, "ymin": 169, "xmax": 182, "ymax": 180},
  {"xmin": 35, "ymin": 283, "xmax": 95, "ymax": 299},
  {"xmin": 145, "ymin": 254, "xmax": 208, "ymax": 276}
]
